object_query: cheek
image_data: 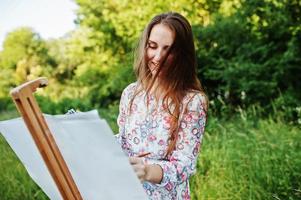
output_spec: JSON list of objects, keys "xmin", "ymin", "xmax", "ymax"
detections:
[
  {"xmin": 145, "ymin": 50, "xmax": 154, "ymax": 70},
  {"xmin": 165, "ymin": 54, "xmax": 174, "ymax": 66},
  {"xmin": 146, "ymin": 48, "xmax": 155, "ymax": 61}
]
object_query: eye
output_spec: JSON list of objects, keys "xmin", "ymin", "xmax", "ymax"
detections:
[
  {"xmin": 163, "ymin": 46, "xmax": 171, "ymax": 51},
  {"xmin": 148, "ymin": 41, "xmax": 157, "ymax": 49}
]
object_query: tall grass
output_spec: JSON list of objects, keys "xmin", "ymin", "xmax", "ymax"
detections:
[
  {"xmin": 0, "ymin": 109, "xmax": 300, "ymax": 199},
  {"xmin": 191, "ymin": 115, "xmax": 301, "ymax": 200}
]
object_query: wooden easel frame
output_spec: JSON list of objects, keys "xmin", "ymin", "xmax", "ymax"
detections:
[{"xmin": 10, "ymin": 77, "xmax": 83, "ymax": 200}]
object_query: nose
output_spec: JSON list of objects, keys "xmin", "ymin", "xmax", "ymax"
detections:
[{"xmin": 153, "ymin": 49, "xmax": 163, "ymax": 62}]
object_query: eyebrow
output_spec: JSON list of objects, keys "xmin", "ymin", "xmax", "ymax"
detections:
[
  {"xmin": 148, "ymin": 39, "xmax": 172, "ymax": 47},
  {"xmin": 148, "ymin": 40, "xmax": 156, "ymax": 45}
]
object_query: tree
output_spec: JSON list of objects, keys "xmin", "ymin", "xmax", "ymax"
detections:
[
  {"xmin": 0, "ymin": 27, "xmax": 53, "ymax": 97},
  {"xmin": 196, "ymin": 0, "xmax": 301, "ymax": 116}
]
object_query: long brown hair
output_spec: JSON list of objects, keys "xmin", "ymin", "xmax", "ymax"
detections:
[{"xmin": 131, "ymin": 12, "xmax": 208, "ymax": 157}]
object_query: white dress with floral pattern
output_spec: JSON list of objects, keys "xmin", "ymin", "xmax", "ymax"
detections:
[{"xmin": 116, "ymin": 82, "xmax": 207, "ymax": 200}]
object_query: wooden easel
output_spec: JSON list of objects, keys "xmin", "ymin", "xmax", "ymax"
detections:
[{"xmin": 10, "ymin": 77, "xmax": 83, "ymax": 200}]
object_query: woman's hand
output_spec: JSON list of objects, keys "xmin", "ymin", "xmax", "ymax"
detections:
[
  {"xmin": 129, "ymin": 157, "xmax": 147, "ymax": 182},
  {"xmin": 129, "ymin": 156, "xmax": 163, "ymax": 184}
]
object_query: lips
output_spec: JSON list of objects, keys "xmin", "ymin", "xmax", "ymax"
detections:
[
  {"xmin": 152, "ymin": 61, "xmax": 159, "ymax": 67},
  {"xmin": 149, "ymin": 62, "xmax": 159, "ymax": 74}
]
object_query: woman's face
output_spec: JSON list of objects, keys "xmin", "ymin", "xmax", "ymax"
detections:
[{"xmin": 146, "ymin": 23, "xmax": 175, "ymax": 76}]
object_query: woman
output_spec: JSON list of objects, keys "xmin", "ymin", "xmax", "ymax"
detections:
[{"xmin": 116, "ymin": 12, "xmax": 208, "ymax": 200}]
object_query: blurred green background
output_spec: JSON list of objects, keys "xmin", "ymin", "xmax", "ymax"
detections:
[{"xmin": 0, "ymin": 0, "xmax": 300, "ymax": 199}]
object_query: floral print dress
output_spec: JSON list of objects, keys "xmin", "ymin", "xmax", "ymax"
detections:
[{"xmin": 116, "ymin": 82, "xmax": 207, "ymax": 200}]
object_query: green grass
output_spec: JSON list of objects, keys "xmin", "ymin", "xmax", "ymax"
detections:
[
  {"xmin": 190, "ymin": 116, "xmax": 301, "ymax": 200},
  {"xmin": 0, "ymin": 109, "xmax": 300, "ymax": 200},
  {"xmin": 0, "ymin": 135, "xmax": 49, "ymax": 200},
  {"xmin": 0, "ymin": 110, "xmax": 49, "ymax": 200}
]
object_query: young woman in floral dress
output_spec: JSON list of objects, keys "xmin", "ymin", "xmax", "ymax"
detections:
[{"xmin": 116, "ymin": 12, "xmax": 208, "ymax": 200}]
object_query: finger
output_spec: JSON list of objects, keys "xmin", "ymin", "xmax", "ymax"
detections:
[
  {"xmin": 129, "ymin": 157, "xmax": 143, "ymax": 165},
  {"xmin": 129, "ymin": 157, "xmax": 138, "ymax": 164},
  {"xmin": 137, "ymin": 171, "xmax": 146, "ymax": 182}
]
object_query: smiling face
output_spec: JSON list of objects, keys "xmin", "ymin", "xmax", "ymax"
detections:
[{"xmin": 146, "ymin": 23, "xmax": 175, "ymax": 76}]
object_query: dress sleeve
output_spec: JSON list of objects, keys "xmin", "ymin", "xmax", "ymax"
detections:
[
  {"xmin": 115, "ymin": 87, "xmax": 128, "ymax": 144},
  {"xmin": 115, "ymin": 82, "xmax": 137, "ymax": 153},
  {"xmin": 146, "ymin": 93, "xmax": 207, "ymax": 189}
]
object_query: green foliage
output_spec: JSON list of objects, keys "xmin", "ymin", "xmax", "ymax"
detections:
[
  {"xmin": 0, "ymin": 27, "xmax": 39, "ymax": 69},
  {"xmin": 196, "ymin": 0, "xmax": 301, "ymax": 121},
  {"xmin": 1, "ymin": 0, "xmax": 299, "ymax": 122},
  {"xmin": 35, "ymin": 95, "xmax": 92, "ymax": 115},
  {"xmin": 0, "ymin": 27, "xmax": 55, "ymax": 98}
]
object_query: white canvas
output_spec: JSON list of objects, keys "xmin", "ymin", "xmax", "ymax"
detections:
[{"xmin": 0, "ymin": 110, "xmax": 148, "ymax": 200}]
